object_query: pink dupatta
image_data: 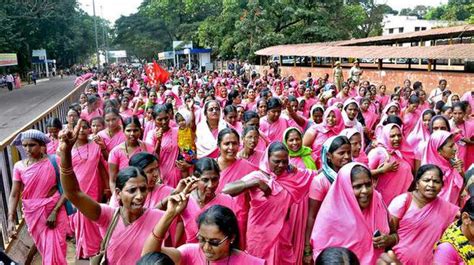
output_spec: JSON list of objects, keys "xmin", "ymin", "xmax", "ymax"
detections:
[
  {"xmin": 311, "ymin": 162, "xmax": 390, "ymax": 264},
  {"xmin": 422, "ymin": 130, "xmax": 463, "ymax": 205}
]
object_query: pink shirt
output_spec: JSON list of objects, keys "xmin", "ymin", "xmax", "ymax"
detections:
[
  {"xmin": 309, "ymin": 172, "xmax": 331, "ymax": 202},
  {"xmin": 177, "ymin": 244, "xmax": 265, "ymax": 265},
  {"xmin": 108, "ymin": 142, "xmax": 153, "ymax": 170}
]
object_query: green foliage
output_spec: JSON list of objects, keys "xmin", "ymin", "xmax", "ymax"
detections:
[
  {"xmin": 0, "ymin": 0, "xmax": 112, "ymax": 74},
  {"xmin": 114, "ymin": 0, "xmax": 395, "ymax": 62},
  {"xmin": 424, "ymin": 0, "xmax": 473, "ymax": 22}
]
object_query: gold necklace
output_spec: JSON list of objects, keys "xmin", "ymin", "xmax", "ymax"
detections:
[{"xmin": 26, "ymin": 154, "xmax": 45, "ymax": 167}]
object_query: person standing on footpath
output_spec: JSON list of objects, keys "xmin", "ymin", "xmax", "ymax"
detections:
[{"xmin": 6, "ymin": 73, "xmax": 14, "ymax": 91}]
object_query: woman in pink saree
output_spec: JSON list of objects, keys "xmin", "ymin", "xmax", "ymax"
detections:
[
  {"xmin": 388, "ymin": 164, "xmax": 458, "ymax": 265},
  {"xmin": 237, "ymin": 126, "xmax": 264, "ymax": 166},
  {"xmin": 401, "ymin": 95, "xmax": 421, "ymax": 137},
  {"xmin": 360, "ymin": 97, "xmax": 378, "ymax": 137},
  {"xmin": 303, "ymin": 106, "xmax": 345, "ymax": 167},
  {"xmin": 368, "ymin": 124, "xmax": 413, "ymax": 205},
  {"xmin": 67, "ymin": 120, "xmax": 107, "ymax": 258},
  {"xmin": 8, "ymin": 129, "xmax": 68, "ymax": 265},
  {"xmin": 46, "ymin": 117, "xmax": 62, "ymax": 155},
  {"xmin": 259, "ymin": 97, "xmax": 306, "ymax": 143},
  {"xmin": 58, "ymin": 127, "xmax": 166, "ymax": 264},
  {"xmin": 142, "ymin": 204, "xmax": 264, "ymax": 265},
  {"xmin": 242, "ymin": 110, "xmax": 269, "ymax": 153},
  {"xmin": 422, "ymin": 130, "xmax": 464, "ymax": 205},
  {"xmin": 451, "ymin": 102, "xmax": 474, "ymax": 171},
  {"xmin": 283, "ymin": 127, "xmax": 317, "ymax": 264},
  {"xmin": 223, "ymin": 142, "xmax": 313, "ymax": 265},
  {"xmin": 97, "ymin": 108, "xmax": 126, "ymax": 154},
  {"xmin": 145, "ymin": 104, "xmax": 183, "ymax": 188},
  {"xmin": 406, "ymin": 109, "xmax": 436, "ymax": 170},
  {"xmin": 196, "ymin": 100, "xmax": 227, "ymax": 158},
  {"xmin": 311, "ymin": 163, "xmax": 396, "ymax": 264},
  {"xmin": 341, "ymin": 128, "xmax": 369, "ymax": 165}
]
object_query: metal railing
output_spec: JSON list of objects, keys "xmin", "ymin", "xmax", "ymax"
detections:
[{"xmin": 0, "ymin": 79, "xmax": 91, "ymax": 250}]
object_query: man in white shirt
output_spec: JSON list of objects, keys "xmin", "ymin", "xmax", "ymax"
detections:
[
  {"xmin": 5, "ymin": 73, "xmax": 14, "ymax": 91},
  {"xmin": 429, "ymin": 79, "xmax": 447, "ymax": 104}
]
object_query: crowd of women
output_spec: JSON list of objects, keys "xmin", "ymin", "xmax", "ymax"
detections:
[{"xmin": 6, "ymin": 63, "xmax": 474, "ymax": 265}]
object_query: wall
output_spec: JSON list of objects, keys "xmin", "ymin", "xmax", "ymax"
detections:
[{"xmin": 256, "ymin": 65, "xmax": 473, "ymax": 95}]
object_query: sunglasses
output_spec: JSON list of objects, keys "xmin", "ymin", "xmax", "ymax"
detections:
[{"xmin": 197, "ymin": 235, "xmax": 228, "ymax": 247}]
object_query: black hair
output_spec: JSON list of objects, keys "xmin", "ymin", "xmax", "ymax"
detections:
[
  {"xmin": 267, "ymin": 141, "xmax": 288, "ymax": 157},
  {"xmin": 116, "ymin": 166, "xmax": 147, "ymax": 191},
  {"xmin": 46, "ymin": 117, "xmax": 63, "ymax": 130},
  {"xmin": 382, "ymin": 115, "xmax": 403, "ymax": 127},
  {"xmin": 452, "ymin": 102, "xmax": 467, "ymax": 113},
  {"xmin": 266, "ymin": 97, "xmax": 282, "ymax": 111},
  {"xmin": 153, "ymin": 104, "xmax": 168, "ymax": 118},
  {"xmin": 435, "ymin": 100, "xmax": 445, "ymax": 111},
  {"xmin": 442, "ymin": 90, "xmax": 452, "ymax": 97},
  {"xmin": 123, "ymin": 116, "xmax": 142, "ymax": 131},
  {"xmin": 197, "ymin": 205, "xmax": 240, "ymax": 250},
  {"xmin": 256, "ymin": 98, "xmax": 267, "ymax": 108},
  {"xmin": 104, "ymin": 99, "xmax": 120, "ymax": 110},
  {"xmin": 390, "ymin": 93, "xmax": 400, "ymax": 100},
  {"xmin": 459, "ymin": 197, "xmax": 474, "ymax": 226},
  {"xmin": 422, "ymin": 109, "xmax": 436, "ymax": 120},
  {"xmin": 439, "ymin": 79, "xmax": 447, "ymax": 85},
  {"xmin": 441, "ymin": 105, "xmax": 452, "ymax": 113},
  {"xmin": 259, "ymin": 88, "xmax": 271, "ymax": 99},
  {"xmin": 413, "ymin": 81, "xmax": 423, "ymax": 90},
  {"xmin": 311, "ymin": 106, "xmax": 324, "ymax": 116},
  {"xmin": 408, "ymin": 94, "xmax": 420, "ymax": 105},
  {"xmin": 416, "ymin": 164, "xmax": 443, "ymax": 183},
  {"xmin": 351, "ymin": 164, "xmax": 372, "ymax": 182},
  {"xmin": 87, "ymin": 95, "xmax": 99, "ymax": 105},
  {"xmin": 204, "ymin": 100, "xmax": 220, "ymax": 116},
  {"xmin": 226, "ymin": 89, "xmax": 240, "ymax": 107},
  {"xmin": 438, "ymin": 135, "xmax": 454, "ymax": 153},
  {"xmin": 315, "ymin": 247, "xmax": 360, "ymax": 265},
  {"xmin": 243, "ymin": 110, "xmax": 259, "ymax": 123},
  {"xmin": 136, "ymin": 252, "xmax": 175, "ymax": 265},
  {"xmin": 344, "ymin": 102, "xmax": 359, "ymax": 111},
  {"xmin": 328, "ymin": 136, "xmax": 351, "ymax": 153},
  {"xmin": 288, "ymin": 95, "xmax": 298, "ymax": 103},
  {"xmin": 164, "ymin": 103, "xmax": 174, "ymax": 113},
  {"xmin": 129, "ymin": 152, "xmax": 158, "ymax": 170},
  {"xmin": 67, "ymin": 107, "xmax": 80, "ymax": 117},
  {"xmin": 104, "ymin": 107, "xmax": 121, "ymax": 118},
  {"xmin": 223, "ymin": 105, "xmax": 237, "ymax": 116},
  {"xmin": 194, "ymin": 157, "xmax": 220, "ymax": 177},
  {"xmin": 242, "ymin": 125, "xmax": 259, "ymax": 139},
  {"xmin": 90, "ymin": 116, "xmax": 105, "ymax": 126},
  {"xmin": 429, "ymin": 115, "xmax": 451, "ymax": 133},
  {"xmin": 217, "ymin": 127, "xmax": 240, "ymax": 146}
]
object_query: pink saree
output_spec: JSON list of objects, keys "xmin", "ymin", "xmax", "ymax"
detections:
[
  {"xmin": 13, "ymin": 159, "xmax": 68, "ymax": 265},
  {"xmin": 368, "ymin": 124, "xmax": 413, "ymax": 205},
  {"xmin": 178, "ymin": 244, "xmax": 265, "ymax": 265},
  {"xmin": 259, "ymin": 116, "xmax": 290, "ymax": 143},
  {"xmin": 70, "ymin": 142, "xmax": 103, "ymax": 258},
  {"xmin": 145, "ymin": 127, "xmax": 182, "ymax": 187},
  {"xmin": 311, "ymin": 162, "xmax": 390, "ymax": 264},
  {"xmin": 388, "ymin": 193, "xmax": 458, "ymax": 264},
  {"xmin": 422, "ymin": 131, "xmax": 464, "ymax": 205},
  {"xmin": 97, "ymin": 129, "xmax": 126, "ymax": 152},
  {"xmin": 96, "ymin": 205, "xmax": 165, "ymax": 264}
]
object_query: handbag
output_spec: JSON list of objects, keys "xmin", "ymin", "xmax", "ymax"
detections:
[
  {"xmin": 90, "ymin": 208, "xmax": 121, "ymax": 265},
  {"xmin": 48, "ymin": 154, "xmax": 77, "ymax": 215}
]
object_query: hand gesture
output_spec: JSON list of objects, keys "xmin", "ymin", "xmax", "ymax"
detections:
[
  {"xmin": 373, "ymin": 233, "xmax": 392, "ymax": 249},
  {"xmin": 58, "ymin": 119, "xmax": 81, "ymax": 153},
  {"xmin": 166, "ymin": 192, "xmax": 190, "ymax": 217},
  {"xmin": 155, "ymin": 127, "xmax": 163, "ymax": 140},
  {"xmin": 258, "ymin": 179, "xmax": 271, "ymax": 197},
  {"xmin": 452, "ymin": 158, "xmax": 464, "ymax": 174},
  {"xmin": 380, "ymin": 160, "xmax": 399, "ymax": 173},
  {"xmin": 175, "ymin": 176, "xmax": 199, "ymax": 194},
  {"xmin": 175, "ymin": 160, "xmax": 192, "ymax": 172},
  {"xmin": 376, "ymin": 250, "xmax": 402, "ymax": 265},
  {"xmin": 92, "ymin": 135, "xmax": 106, "ymax": 150},
  {"xmin": 46, "ymin": 211, "xmax": 57, "ymax": 229}
]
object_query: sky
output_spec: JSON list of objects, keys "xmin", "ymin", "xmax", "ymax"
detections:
[{"xmin": 78, "ymin": 0, "xmax": 450, "ymax": 25}]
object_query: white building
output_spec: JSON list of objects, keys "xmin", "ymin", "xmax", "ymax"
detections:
[{"xmin": 382, "ymin": 14, "xmax": 451, "ymax": 36}]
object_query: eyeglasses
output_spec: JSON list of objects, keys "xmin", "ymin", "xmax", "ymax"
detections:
[
  {"xmin": 208, "ymin": 107, "xmax": 220, "ymax": 113},
  {"xmin": 197, "ymin": 235, "xmax": 228, "ymax": 247}
]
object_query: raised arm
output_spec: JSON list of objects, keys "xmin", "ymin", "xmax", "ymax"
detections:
[
  {"xmin": 222, "ymin": 177, "xmax": 270, "ymax": 197},
  {"xmin": 58, "ymin": 123, "xmax": 101, "ymax": 221}
]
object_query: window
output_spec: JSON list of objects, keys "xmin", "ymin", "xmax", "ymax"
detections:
[
  {"xmin": 399, "ymin": 27, "xmax": 404, "ymax": 33},
  {"xmin": 389, "ymin": 28, "xmax": 394, "ymax": 34},
  {"xmin": 415, "ymin": 27, "xmax": 420, "ymax": 31},
  {"xmin": 421, "ymin": 27, "xmax": 427, "ymax": 31}
]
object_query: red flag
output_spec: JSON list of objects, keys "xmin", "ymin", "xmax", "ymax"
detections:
[{"xmin": 153, "ymin": 60, "xmax": 170, "ymax": 84}]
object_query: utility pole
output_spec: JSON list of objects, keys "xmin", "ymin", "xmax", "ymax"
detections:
[
  {"xmin": 92, "ymin": 0, "xmax": 100, "ymax": 69},
  {"xmin": 100, "ymin": 5, "xmax": 108, "ymax": 64}
]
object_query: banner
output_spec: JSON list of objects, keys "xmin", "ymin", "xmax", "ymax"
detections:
[{"xmin": 0, "ymin": 53, "xmax": 18, "ymax": 66}]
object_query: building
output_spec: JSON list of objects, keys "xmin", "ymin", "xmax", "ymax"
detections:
[{"xmin": 382, "ymin": 14, "xmax": 451, "ymax": 36}]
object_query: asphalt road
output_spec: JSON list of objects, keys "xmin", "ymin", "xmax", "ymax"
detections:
[{"xmin": 0, "ymin": 76, "xmax": 76, "ymax": 141}]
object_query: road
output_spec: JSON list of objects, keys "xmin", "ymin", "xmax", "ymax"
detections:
[{"xmin": 0, "ymin": 76, "xmax": 76, "ymax": 141}]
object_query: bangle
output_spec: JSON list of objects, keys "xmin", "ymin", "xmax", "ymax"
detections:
[
  {"xmin": 152, "ymin": 229, "xmax": 164, "ymax": 241},
  {"xmin": 60, "ymin": 167, "xmax": 74, "ymax": 175}
]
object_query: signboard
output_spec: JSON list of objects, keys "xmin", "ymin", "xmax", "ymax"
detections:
[
  {"xmin": 172, "ymin": 41, "xmax": 193, "ymax": 49},
  {"xmin": 0, "ymin": 53, "xmax": 18, "ymax": 66},
  {"xmin": 158, "ymin": 51, "xmax": 174, "ymax": 60},
  {"xmin": 108, "ymin": 50, "xmax": 127, "ymax": 58},
  {"xmin": 32, "ymin": 49, "xmax": 47, "ymax": 59}
]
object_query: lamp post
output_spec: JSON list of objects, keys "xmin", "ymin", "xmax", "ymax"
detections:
[{"xmin": 92, "ymin": 0, "xmax": 100, "ymax": 69}]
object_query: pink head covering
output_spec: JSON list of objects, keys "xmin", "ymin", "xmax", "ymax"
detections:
[
  {"xmin": 378, "ymin": 124, "xmax": 411, "ymax": 159},
  {"xmin": 422, "ymin": 130, "xmax": 453, "ymax": 170},
  {"xmin": 311, "ymin": 162, "xmax": 389, "ymax": 264},
  {"xmin": 406, "ymin": 109, "xmax": 433, "ymax": 148},
  {"xmin": 340, "ymin": 128, "xmax": 368, "ymax": 164},
  {"xmin": 342, "ymin": 99, "xmax": 360, "ymax": 128},
  {"xmin": 316, "ymin": 106, "xmax": 345, "ymax": 134}
]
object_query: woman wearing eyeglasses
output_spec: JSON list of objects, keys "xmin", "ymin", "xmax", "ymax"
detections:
[
  {"xmin": 142, "ymin": 203, "xmax": 264, "ymax": 264},
  {"xmin": 196, "ymin": 100, "xmax": 227, "ymax": 159}
]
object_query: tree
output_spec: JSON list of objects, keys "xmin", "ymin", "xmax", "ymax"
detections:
[{"xmin": 425, "ymin": 0, "xmax": 474, "ymax": 22}]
